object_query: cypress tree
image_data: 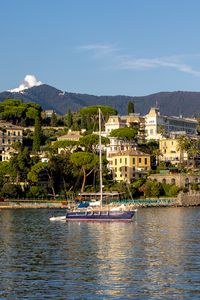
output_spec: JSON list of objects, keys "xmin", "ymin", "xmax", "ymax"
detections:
[
  {"xmin": 51, "ymin": 112, "xmax": 57, "ymax": 126},
  {"xmin": 33, "ymin": 115, "xmax": 42, "ymax": 151},
  {"xmin": 66, "ymin": 109, "xmax": 73, "ymax": 128},
  {"xmin": 127, "ymin": 101, "xmax": 135, "ymax": 115}
]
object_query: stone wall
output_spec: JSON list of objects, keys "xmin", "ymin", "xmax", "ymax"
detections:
[
  {"xmin": 149, "ymin": 173, "xmax": 200, "ymax": 188},
  {"xmin": 177, "ymin": 191, "xmax": 200, "ymax": 206}
]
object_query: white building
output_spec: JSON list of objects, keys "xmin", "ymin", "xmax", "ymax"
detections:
[
  {"xmin": 105, "ymin": 116, "xmax": 126, "ymax": 135},
  {"xmin": 105, "ymin": 114, "xmax": 145, "ymax": 135},
  {"xmin": 145, "ymin": 107, "xmax": 197, "ymax": 140}
]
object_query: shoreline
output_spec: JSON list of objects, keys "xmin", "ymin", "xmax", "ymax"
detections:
[{"xmin": 0, "ymin": 193, "xmax": 200, "ymax": 209}]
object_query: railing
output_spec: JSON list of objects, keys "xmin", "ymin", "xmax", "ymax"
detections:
[{"xmin": 110, "ymin": 198, "xmax": 177, "ymax": 206}]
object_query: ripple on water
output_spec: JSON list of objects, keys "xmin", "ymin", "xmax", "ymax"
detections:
[{"xmin": 0, "ymin": 208, "xmax": 200, "ymax": 299}]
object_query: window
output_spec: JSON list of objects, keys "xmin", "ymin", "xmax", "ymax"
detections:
[
  {"xmin": 145, "ymin": 158, "xmax": 147, "ymax": 165},
  {"xmin": 14, "ymin": 131, "xmax": 16, "ymax": 136},
  {"xmin": 125, "ymin": 158, "xmax": 127, "ymax": 164},
  {"xmin": 115, "ymin": 159, "xmax": 117, "ymax": 165},
  {"xmin": 150, "ymin": 129, "xmax": 154, "ymax": 135},
  {"xmin": 18, "ymin": 132, "xmax": 21, "ymax": 136},
  {"xmin": 132, "ymin": 158, "xmax": 135, "ymax": 164},
  {"xmin": 125, "ymin": 167, "xmax": 127, "ymax": 172},
  {"xmin": 139, "ymin": 158, "xmax": 142, "ymax": 163},
  {"xmin": 120, "ymin": 158, "xmax": 122, "ymax": 163}
]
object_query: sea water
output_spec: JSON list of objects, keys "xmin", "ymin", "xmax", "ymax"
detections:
[{"xmin": 0, "ymin": 207, "xmax": 200, "ymax": 299}]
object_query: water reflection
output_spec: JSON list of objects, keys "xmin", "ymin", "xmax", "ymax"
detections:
[{"xmin": 0, "ymin": 208, "xmax": 200, "ymax": 299}]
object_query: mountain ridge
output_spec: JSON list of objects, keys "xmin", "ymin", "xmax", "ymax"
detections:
[{"xmin": 0, "ymin": 84, "xmax": 200, "ymax": 117}]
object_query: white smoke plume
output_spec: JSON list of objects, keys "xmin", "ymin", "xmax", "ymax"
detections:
[{"xmin": 8, "ymin": 75, "xmax": 42, "ymax": 92}]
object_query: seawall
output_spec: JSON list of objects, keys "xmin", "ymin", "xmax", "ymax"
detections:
[{"xmin": 177, "ymin": 191, "xmax": 200, "ymax": 207}]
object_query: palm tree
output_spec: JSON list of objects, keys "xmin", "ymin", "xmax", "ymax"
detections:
[
  {"xmin": 177, "ymin": 135, "xmax": 190, "ymax": 166},
  {"xmin": 153, "ymin": 148, "xmax": 163, "ymax": 166},
  {"xmin": 187, "ymin": 138, "xmax": 200, "ymax": 168}
]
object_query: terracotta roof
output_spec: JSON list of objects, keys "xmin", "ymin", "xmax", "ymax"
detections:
[
  {"xmin": 111, "ymin": 149, "xmax": 150, "ymax": 157},
  {"xmin": 57, "ymin": 131, "xmax": 81, "ymax": 141}
]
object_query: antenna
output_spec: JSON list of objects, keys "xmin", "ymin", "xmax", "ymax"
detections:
[{"xmin": 155, "ymin": 100, "xmax": 159, "ymax": 108}]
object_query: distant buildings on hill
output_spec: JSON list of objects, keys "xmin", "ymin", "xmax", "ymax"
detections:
[
  {"xmin": 105, "ymin": 107, "xmax": 197, "ymax": 140},
  {"xmin": 103, "ymin": 107, "xmax": 198, "ymax": 182},
  {"xmin": 0, "ymin": 107, "xmax": 199, "ymax": 185}
]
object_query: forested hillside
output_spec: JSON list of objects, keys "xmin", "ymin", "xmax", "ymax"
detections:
[{"xmin": 0, "ymin": 84, "xmax": 200, "ymax": 116}]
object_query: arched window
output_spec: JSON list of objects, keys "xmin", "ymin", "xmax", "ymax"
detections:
[
  {"xmin": 185, "ymin": 178, "xmax": 189, "ymax": 188},
  {"xmin": 171, "ymin": 178, "xmax": 176, "ymax": 185}
]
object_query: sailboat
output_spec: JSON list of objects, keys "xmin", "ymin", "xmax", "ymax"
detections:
[{"xmin": 50, "ymin": 109, "xmax": 136, "ymax": 222}]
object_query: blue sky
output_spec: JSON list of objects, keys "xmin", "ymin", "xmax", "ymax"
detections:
[{"xmin": 1, "ymin": 0, "xmax": 200, "ymax": 96}]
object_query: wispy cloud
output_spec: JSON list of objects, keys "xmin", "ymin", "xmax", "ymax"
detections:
[
  {"xmin": 78, "ymin": 44, "xmax": 200, "ymax": 77},
  {"xmin": 78, "ymin": 43, "xmax": 118, "ymax": 57},
  {"xmin": 117, "ymin": 57, "xmax": 200, "ymax": 77}
]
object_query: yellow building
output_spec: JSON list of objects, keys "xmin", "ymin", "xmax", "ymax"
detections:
[
  {"xmin": 159, "ymin": 137, "xmax": 188, "ymax": 165},
  {"xmin": 110, "ymin": 150, "xmax": 151, "ymax": 183}
]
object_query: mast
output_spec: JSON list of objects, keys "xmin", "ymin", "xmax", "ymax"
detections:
[{"xmin": 98, "ymin": 108, "xmax": 103, "ymax": 209}]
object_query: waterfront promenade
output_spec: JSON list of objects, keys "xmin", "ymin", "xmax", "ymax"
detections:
[{"xmin": 0, "ymin": 191, "xmax": 200, "ymax": 209}]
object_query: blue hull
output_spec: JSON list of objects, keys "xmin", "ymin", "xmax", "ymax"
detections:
[{"xmin": 66, "ymin": 210, "xmax": 136, "ymax": 221}]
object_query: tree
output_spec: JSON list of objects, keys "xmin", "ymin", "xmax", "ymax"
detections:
[
  {"xmin": 127, "ymin": 101, "xmax": 135, "ymax": 115},
  {"xmin": 8, "ymin": 147, "xmax": 31, "ymax": 183},
  {"xmin": 139, "ymin": 140, "xmax": 159, "ymax": 154},
  {"xmin": 177, "ymin": 136, "xmax": 200, "ymax": 168},
  {"xmin": 110, "ymin": 127, "xmax": 138, "ymax": 141},
  {"xmin": 51, "ymin": 112, "xmax": 57, "ymax": 127},
  {"xmin": 1, "ymin": 183, "xmax": 22, "ymax": 198},
  {"xmin": 168, "ymin": 185, "xmax": 180, "ymax": 196},
  {"xmin": 79, "ymin": 105, "xmax": 118, "ymax": 131},
  {"xmin": 187, "ymin": 138, "xmax": 200, "ymax": 168},
  {"xmin": 0, "ymin": 162, "xmax": 10, "ymax": 188},
  {"xmin": 152, "ymin": 148, "xmax": 163, "ymax": 166},
  {"xmin": 70, "ymin": 152, "xmax": 99, "ymax": 192},
  {"xmin": 27, "ymin": 162, "xmax": 47, "ymax": 183},
  {"xmin": 139, "ymin": 180, "xmax": 162, "ymax": 198},
  {"xmin": 66, "ymin": 109, "xmax": 73, "ymax": 128},
  {"xmin": 46, "ymin": 154, "xmax": 75, "ymax": 197},
  {"xmin": 197, "ymin": 118, "xmax": 200, "ymax": 135},
  {"xmin": 79, "ymin": 134, "xmax": 110, "ymax": 153},
  {"xmin": 32, "ymin": 115, "xmax": 42, "ymax": 151},
  {"xmin": 26, "ymin": 106, "xmax": 41, "ymax": 126},
  {"xmin": 28, "ymin": 186, "xmax": 47, "ymax": 198},
  {"xmin": 0, "ymin": 99, "xmax": 41, "ymax": 126}
]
